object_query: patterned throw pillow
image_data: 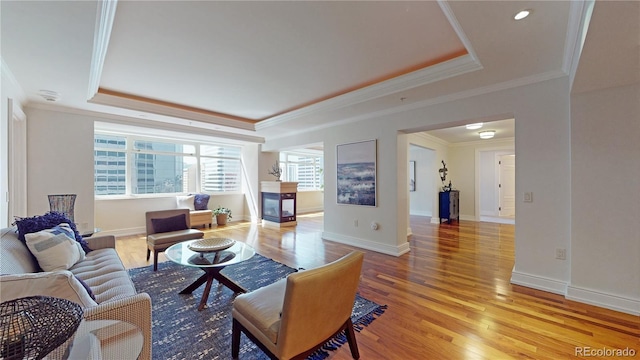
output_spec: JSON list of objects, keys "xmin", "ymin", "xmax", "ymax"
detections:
[
  {"xmin": 193, "ymin": 194, "xmax": 210, "ymax": 211},
  {"xmin": 14, "ymin": 211, "xmax": 91, "ymax": 253},
  {"xmin": 24, "ymin": 223, "xmax": 86, "ymax": 271}
]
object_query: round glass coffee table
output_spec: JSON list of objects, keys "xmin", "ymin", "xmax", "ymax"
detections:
[{"xmin": 165, "ymin": 239, "xmax": 255, "ymax": 311}]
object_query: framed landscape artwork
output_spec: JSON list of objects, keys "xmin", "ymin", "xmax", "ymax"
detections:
[{"xmin": 336, "ymin": 139, "xmax": 376, "ymax": 206}]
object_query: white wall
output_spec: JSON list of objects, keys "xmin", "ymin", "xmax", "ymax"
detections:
[
  {"xmin": 26, "ymin": 107, "xmax": 95, "ymax": 234},
  {"xmin": 297, "ymin": 191, "xmax": 324, "ymax": 214},
  {"xmin": 409, "ymin": 144, "xmax": 435, "ymax": 217},
  {"xmin": 264, "ymin": 77, "xmax": 573, "ymax": 279},
  {"xmin": 407, "ymin": 133, "xmax": 449, "ymax": 224},
  {"xmin": 568, "ymin": 83, "xmax": 640, "ymax": 314}
]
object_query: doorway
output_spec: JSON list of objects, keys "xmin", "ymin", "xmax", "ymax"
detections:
[{"xmin": 478, "ymin": 150, "xmax": 515, "ymax": 224}]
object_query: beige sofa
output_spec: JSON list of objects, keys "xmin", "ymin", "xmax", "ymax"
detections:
[{"xmin": 0, "ymin": 227, "xmax": 152, "ymax": 359}]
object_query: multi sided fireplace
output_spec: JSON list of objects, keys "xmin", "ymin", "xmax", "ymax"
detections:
[{"xmin": 261, "ymin": 181, "xmax": 298, "ymax": 227}]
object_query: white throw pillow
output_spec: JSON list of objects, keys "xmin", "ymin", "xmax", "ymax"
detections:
[
  {"xmin": 176, "ymin": 195, "xmax": 195, "ymax": 210},
  {"xmin": 25, "ymin": 223, "xmax": 85, "ymax": 271},
  {"xmin": 0, "ymin": 271, "xmax": 97, "ymax": 307}
]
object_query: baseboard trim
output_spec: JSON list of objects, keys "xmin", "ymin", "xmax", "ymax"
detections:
[
  {"xmin": 321, "ymin": 231, "xmax": 410, "ymax": 257},
  {"xmin": 101, "ymin": 226, "xmax": 145, "ymax": 238},
  {"xmin": 510, "ymin": 270, "xmax": 568, "ymax": 295},
  {"xmin": 567, "ymin": 285, "xmax": 640, "ymax": 316}
]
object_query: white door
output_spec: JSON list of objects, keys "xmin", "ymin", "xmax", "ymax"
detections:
[{"xmin": 498, "ymin": 155, "xmax": 515, "ymax": 217}]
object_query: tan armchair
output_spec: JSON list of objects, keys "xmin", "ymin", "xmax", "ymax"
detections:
[
  {"xmin": 231, "ymin": 251, "xmax": 365, "ymax": 360},
  {"xmin": 145, "ymin": 209, "xmax": 204, "ymax": 271}
]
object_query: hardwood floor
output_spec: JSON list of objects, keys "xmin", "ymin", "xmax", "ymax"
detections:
[{"xmin": 116, "ymin": 214, "xmax": 639, "ymax": 359}]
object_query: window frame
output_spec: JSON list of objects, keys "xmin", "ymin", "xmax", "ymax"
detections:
[
  {"xmin": 279, "ymin": 150, "xmax": 324, "ymax": 191},
  {"xmin": 94, "ymin": 132, "xmax": 243, "ymax": 198}
]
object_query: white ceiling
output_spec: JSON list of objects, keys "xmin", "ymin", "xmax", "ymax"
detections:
[{"xmin": 1, "ymin": 1, "xmax": 637, "ymax": 145}]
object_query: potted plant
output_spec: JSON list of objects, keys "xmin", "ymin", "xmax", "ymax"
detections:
[{"xmin": 213, "ymin": 206, "xmax": 232, "ymax": 225}]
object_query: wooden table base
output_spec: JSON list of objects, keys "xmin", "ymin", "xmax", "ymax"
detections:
[{"xmin": 179, "ymin": 267, "xmax": 247, "ymax": 311}]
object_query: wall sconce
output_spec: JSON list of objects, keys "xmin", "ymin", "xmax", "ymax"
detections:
[{"xmin": 479, "ymin": 130, "xmax": 496, "ymax": 139}]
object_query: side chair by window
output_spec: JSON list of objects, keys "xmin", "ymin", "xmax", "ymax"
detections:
[{"xmin": 145, "ymin": 209, "xmax": 204, "ymax": 271}]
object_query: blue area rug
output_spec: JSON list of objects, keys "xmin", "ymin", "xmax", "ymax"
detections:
[{"xmin": 128, "ymin": 254, "xmax": 386, "ymax": 359}]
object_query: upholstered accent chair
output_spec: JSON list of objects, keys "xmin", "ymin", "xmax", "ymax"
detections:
[
  {"xmin": 231, "ymin": 251, "xmax": 365, "ymax": 360},
  {"xmin": 145, "ymin": 209, "xmax": 204, "ymax": 271}
]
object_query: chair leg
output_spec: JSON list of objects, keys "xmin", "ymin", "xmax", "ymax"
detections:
[
  {"xmin": 231, "ymin": 318, "xmax": 241, "ymax": 359},
  {"xmin": 146, "ymin": 249, "xmax": 151, "ymax": 261},
  {"xmin": 153, "ymin": 251, "xmax": 159, "ymax": 271},
  {"xmin": 344, "ymin": 318, "xmax": 360, "ymax": 359}
]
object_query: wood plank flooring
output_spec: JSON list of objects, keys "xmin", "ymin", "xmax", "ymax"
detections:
[{"xmin": 115, "ymin": 214, "xmax": 639, "ymax": 359}]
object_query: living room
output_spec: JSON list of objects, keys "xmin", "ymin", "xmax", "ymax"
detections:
[{"xmin": 1, "ymin": 1, "xmax": 638, "ymax": 357}]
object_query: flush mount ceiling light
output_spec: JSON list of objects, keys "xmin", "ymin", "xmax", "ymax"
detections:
[
  {"xmin": 465, "ymin": 123, "xmax": 483, "ymax": 130},
  {"xmin": 38, "ymin": 89, "xmax": 61, "ymax": 102},
  {"xmin": 514, "ymin": 9, "xmax": 531, "ymax": 20},
  {"xmin": 479, "ymin": 130, "xmax": 496, "ymax": 139}
]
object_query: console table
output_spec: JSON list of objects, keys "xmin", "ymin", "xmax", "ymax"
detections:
[{"xmin": 439, "ymin": 190, "xmax": 460, "ymax": 224}]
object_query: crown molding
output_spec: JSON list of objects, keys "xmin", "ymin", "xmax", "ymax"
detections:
[
  {"xmin": 88, "ymin": 0, "xmax": 118, "ymax": 99},
  {"xmin": 449, "ymin": 137, "xmax": 515, "ymax": 148},
  {"xmin": 411, "ymin": 132, "xmax": 450, "ymax": 146},
  {"xmin": 264, "ymin": 69, "xmax": 565, "ymax": 142},
  {"xmin": 88, "ymin": 90, "xmax": 257, "ymax": 131},
  {"xmin": 257, "ymin": 54, "xmax": 482, "ymax": 131},
  {"xmin": 437, "ymin": 0, "xmax": 480, "ymax": 64},
  {"xmin": 27, "ymin": 102, "xmax": 265, "ymax": 144},
  {"xmin": 563, "ymin": 0, "xmax": 596, "ymax": 91}
]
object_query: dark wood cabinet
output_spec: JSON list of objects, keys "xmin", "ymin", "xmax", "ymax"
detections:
[{"xmin": 439, "ymin": 190, "xmax": 459, "ymax": 224}]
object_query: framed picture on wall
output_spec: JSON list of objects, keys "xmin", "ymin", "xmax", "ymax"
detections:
[
  {"xmin": 336, "ymin": 139, "xmax": 376, "ymax": 206},
  {"xmin": 409, "ymin": 160, "xmax": 416, "ymax": 192}
]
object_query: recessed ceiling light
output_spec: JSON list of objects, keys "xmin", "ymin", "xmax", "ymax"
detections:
[
  {"xmin": 479, "ymin": 130, "xmax": 496, "ymax": 139},
  {"xmin": 465, "ymin": 123, "xmax": 483, "ymax": 130},
  {"xmin": 514, "ymin": 9, "xmax": 531, "ymax": 20}
]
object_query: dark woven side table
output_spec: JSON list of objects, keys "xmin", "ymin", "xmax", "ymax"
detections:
[{"xmin": 0, "ymin": 296, "xmax": 83, "ymax": 360}]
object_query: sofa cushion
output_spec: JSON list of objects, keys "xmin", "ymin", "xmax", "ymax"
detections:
[
  {"xmin": 147, "ymin": 229, "xmax": 204, "ymax": 247},
  {"xmin": 70, "ymin": 248, "xmax": 137, "ymax": 303},
  {"xmin": 15, "ymin": 211, "xmax": 91, "ymax": 253},
  {"xmin": 1, "ymin": 228, "xmax": 40, "ymax": 274},
  {"xmin": 0, "ymin": 271, "xmax": 98, "ymax": 308},
  {"xmin": 176, "ymin": 195, "xmax": 195, "ymax": 210},
  {"xmin": 25, "ymin": 223, "xmax": 85, "ymax": 271},
  {"xmin": 75, "ymin": 275, "xmax": 97, "ymax": 301}
]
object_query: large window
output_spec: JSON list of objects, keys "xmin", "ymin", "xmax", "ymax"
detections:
[
  {"xmin": 94, "ymin": 133, "xmax": 242, "ymax": 196},
  {"xmin": 279, "ymin": 151, "xmax": 323, "ymax": 190}
]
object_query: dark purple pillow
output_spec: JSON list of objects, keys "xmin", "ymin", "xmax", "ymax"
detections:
[
  {"xmin": 151, "ymin": 214, "xmax": 188, "ymax": 233},
  {"xmin": 193, "ymin": 194, "xmax": 210, "ymax": 211},
  {"xmin": 14, "ymin": 212, "xmax": 91, "ymax": 253},
  {"xmin": 75, "ymin": 276, "xmax": 96, "ymax": 301}
]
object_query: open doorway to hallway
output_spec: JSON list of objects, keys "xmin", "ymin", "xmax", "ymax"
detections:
[
  {"xmin": 406, "ymin": 118, "xmax": 515, "ymax": 225},
  {"xmin": 478, "ymin": 150, "xmax": 515, "ymax": 224}
]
